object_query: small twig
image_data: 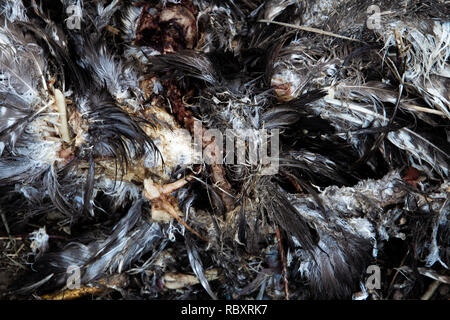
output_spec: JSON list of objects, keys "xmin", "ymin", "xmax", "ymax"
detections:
[
  {"xmin": 276, "ymin": 226, "xmax": 289, "ymax": 300},
  {"xmin": 41, "ymin": 285, "xmax": 105, "ymax": 300},
  {"xmin": 2, "ymin": 254, "xmax": 27, "ymax": 270},
  {"xmin": 40, "ymin": 274, "xmax": 128, "ymax": 300},
  {"xmin": 0, "ymin": 237, "xmax": 23, "ymax": 241},
  {"xmin": 404, "ymin": 104, "xmax": 446, "ymax": 117},
  {"xmin": 258, "ymin": 20, "xmax": 363, "ymax": 42},
  {"xmin": 15, "ymin": 243, "xmax": 25, "ymax": 256},
  {"xmin": 0, "ymin": 234, "xmax": 67, "ymax": 241}
]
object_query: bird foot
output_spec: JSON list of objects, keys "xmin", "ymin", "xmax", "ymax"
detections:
[{"xmin": 144, "ymin": 176, "xmax": 206, "ymax": 241}]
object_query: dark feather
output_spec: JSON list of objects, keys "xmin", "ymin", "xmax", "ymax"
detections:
[
  {"xmin": 13, "ymin": 200, "xmax": 163, "ymax": 294},
  {"xmin": 148, "ymin": 51, "xmax": 220, "ymax": 85},
  {"xmin": 263, "ymin": 90, "xmax": 327, "ymax": 129},
  {"xmin": 185, "ymin": 233, "xmax": 218, "ymax": 300}
]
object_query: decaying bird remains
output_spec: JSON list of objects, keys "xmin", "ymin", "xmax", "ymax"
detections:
[{"xmin": 0, "ymin": 0, "xmax": 448, "ymax": 300}]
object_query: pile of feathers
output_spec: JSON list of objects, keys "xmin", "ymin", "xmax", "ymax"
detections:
[{"xmin": 0, "ymin": 0, "xmax": 448, "ymax": 300}]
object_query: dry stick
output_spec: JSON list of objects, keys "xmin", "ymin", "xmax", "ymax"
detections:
[
  {"xmin": 41, "ymin": 285, "xmax": 105, "ymax": 300},
  {"xmin": 15, "ymin": 243, "xmax": 25, "ymax": 256},
  {"xmin": 0, "ymin": 237, "xmax": 23, "ymax": 241},
  {"xmin": 258, "ymin": 20, "xmax": 363, "ymax": 42},
  {"xmin": 404, "ymin": 104, "xmax": 446, "ymax": 117},
  {"xmin": 2, "ymin": 254, "xmax": 27, "ymax": 270},
  {"xmin": 41, "ymin": 274, "xmax": 128, "ymax": 300},
  {"xmin": 0, "ymin": 234, "xmax": 67, "ymax": 241},
  {"xmin": 276, "ymin": 226, "xmax": 289, "ymax": 300}
]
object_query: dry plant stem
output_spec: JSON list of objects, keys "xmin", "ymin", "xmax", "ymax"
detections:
[
  {"xmin": 404, "ymin": 104, "xmax": 446, "ymax": 117},
  {"xmin": 40, "ymin": 274, "xmax": 128, "ymax": 300},
  {"xmin": 276, "ymin": 226, "xmax": 289, "ymax": 300},
  {"xmin": 41, "ymin": 285, "xmax": 104, "ymax": 300},
  {"xmin": 14, "ymin": 243, "xmax": 25, "ymax": 256},
  {"xmin": 258, "ymin": 20, "xmax": 363, "ymax": 42},
  {"xmin": 0, "ymin": 237, "xmax": 23, "ymax": 241}
]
